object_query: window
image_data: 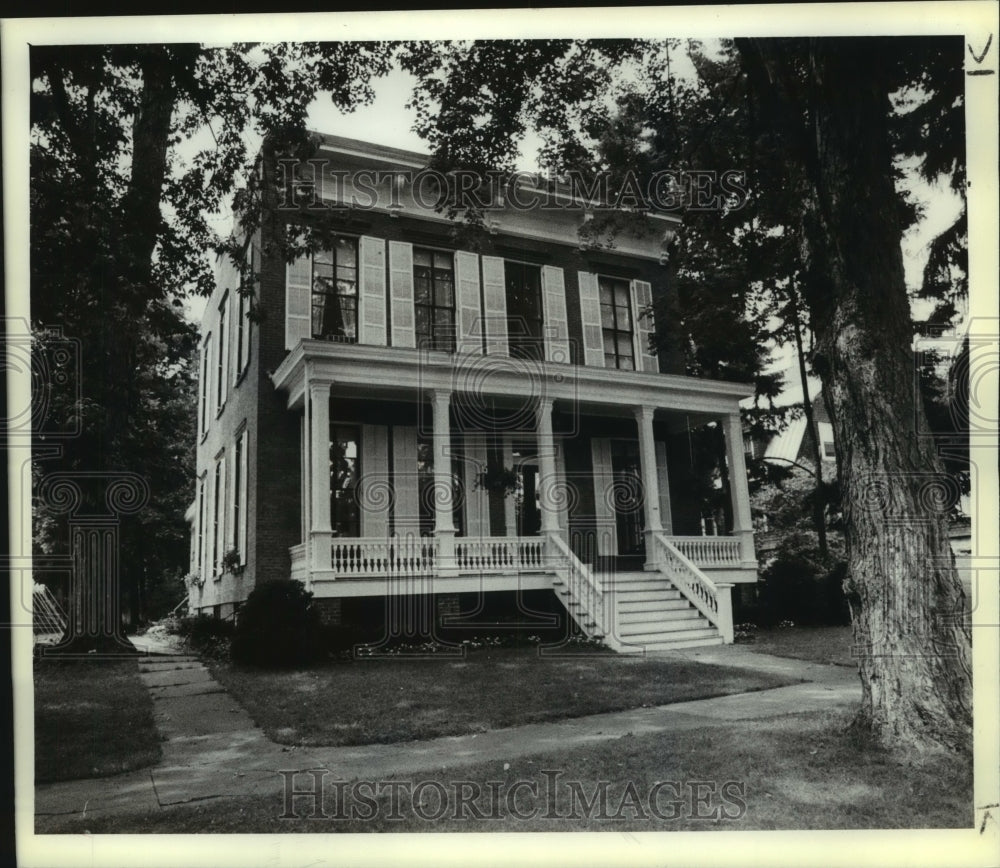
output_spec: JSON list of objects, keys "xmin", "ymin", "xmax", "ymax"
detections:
[
  {"xmin": 330, "ymin": 425, "xmax": 361, "ymax": 537},
  {"xmin": 212, "ymin": 455, "xmax": 226, "ymax": 577},
  {"xmin": 413, "ymin": 248, "xmax": 456, "ymax": 352},
  {"xmin": 416, "ymin": 437, "xmax": 464, "ymax": 537},
  {"xmin": 235, "ymin": 246, "xmax": 252, "ymax": 382},
  {"xmin": 599, "ymin": 276, "xmax": 635, "ymax": 370},
  {"xmin": 200, "ymin": 334, "xmax": 212, "ymax": 435},
  {"xmin": 823, "ymin": 440, "xmax": 836, "ymax": 458},
  {"xmin": 216, "ymin": 294, "xmax": 228, "ymax": 413},
  {"xmin": 231, "ymin": 429, "xmax": 248, "ymax": 563},
  {"xmin": 504, "ymin": 261, "xmax": 543, "ymax": 361},
  {"xmin": 312, "ymin": 237, "xmax": 359, "ymax": 342},
  {"xmin": 196, "ymin": 474, "xmax": 206, "ymax": 576}
]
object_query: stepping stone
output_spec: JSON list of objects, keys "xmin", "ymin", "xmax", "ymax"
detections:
[
  {"xmin": 150, "ymin": 681, "xmax": 227, "ymax": 700},
  {"xmin": 137, "ymin": 660, "xmax": 204, "ymax": 673},
  {"xmin": 140, "ymin": 667, "xmax": 212, "ymax": 688}
]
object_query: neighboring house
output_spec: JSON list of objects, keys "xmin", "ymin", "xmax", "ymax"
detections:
[{"xmin": 187, "ymin": 133, "xmax": 758, "ymax": 651}]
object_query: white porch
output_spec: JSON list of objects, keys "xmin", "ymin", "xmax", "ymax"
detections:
[{"xmin": 273, "ymin": 341, "xmax": 758, "ymax": 649}]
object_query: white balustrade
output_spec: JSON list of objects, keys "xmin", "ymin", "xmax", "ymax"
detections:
[
  {"xmin": 651, "ymin": 532, "xmax": 733, "ymax": 642},
  {"xmin": 330, "ymin": 536, "xmax": 438, "ymax": 577},
  {"xmin": 665, "ymin": 535, "xmax": 741, "ymax": 566},
  {"xmin": 455, "ymin": 537, "xmax": 546, "ymax": 572},
  {"xmin": 546, "ymin": 533, "xmax": 609, "ymax": 640}
]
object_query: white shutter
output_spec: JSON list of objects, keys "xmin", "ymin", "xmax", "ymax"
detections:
[
  {"xmin": 463, "ymin": 436, "xmax": 489, "ymax": 538},
  {"xmin": 388, "ymin": 241, "xmax": 415, "ymax": 348},
  {"xmin": 577, "ymin": 271, "xmax": 605, "ymax": 367},
  {"xmin": 454, "ymin": 251, "xmax": 483, "ymax": 354},
  {"xmin": 655, "ymin": 439, "xmax": 672, "ymax": 534},
  {"xmin": 591, "ymin": 438, "xmax": 617, "ymax": 557},
  {"xmin": 215, "ymin": 457, "xmax": 227, "ymax": 574},
  {"xmin": 555, "ymin": 439, "xmax": 569, "ymax": 532},
  {"xmin": 358, "ymin": 236, "xmax": 387, "ymax": 346},
  {"xmin": 239, "ymin": 430, "xmax": 249, "ymax": 563},
  {"xmin": 481, "ymin": 255, "xmax": 508, "ymax": 356},
  {"xmin": 392, "ymin": 425, "xmax": 420, "ymax": 535},
  {"xmin": 631, "ymin": 279, "xmax": 658, "ymax": 373},
  {"xmin": 541, "ymin": 265, "xmax": 571, "ymax": 364},
  {"xmin": 285, "ymin": 254, "xmax": 312, "ymax": 350},
  {"xmin": 361, "ymin": 424, "xmax": 390, "ymax": 538}
]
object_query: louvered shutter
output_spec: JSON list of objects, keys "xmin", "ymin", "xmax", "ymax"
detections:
[
  {"xmin": 654, "ymin": 439, "xmax": 673, "ymax": 534},
  {"xmin": 463, "ymin": 436, "xmax": 490, "ymax": 538},
  {"xmin": 631, "ymin": 279, "xmax": 658, "ymax": 373},
  {"xmin": 481, "ymin": 256, "xmax": 508, "ymax": 356},
  {"xmin": 577, "ymin": 271, "xmax": 605, "ymax": 367},
  {"xmin": 454, "ymin": 251, "xmax": 483, "ymax": 354},
  {"xmin": 361, "ymin": 424, "xmax": 390, "ymax": 538},
  {"xmin": 392, "ymin": 426, "xmax": 420, "ymax": 535},
  {"xmin": 358, "ymin": 236, "xmax": 387, "ymax": 346},
  {"xmin": 541, "ymin": 266, "xmax": 571, "ymax": 364},
  {"xmin": 285, "ymin": 254, "xmax": 312, "ymax": 350},
  {"xmin": 388, "ymin": 241, "xmax": 415, "ymax": 348},
  {"xmin": 590, "ymin": 438, "xmax": 617, "ymax": 557}
]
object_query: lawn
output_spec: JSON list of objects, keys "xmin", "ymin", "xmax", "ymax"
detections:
[
  {"xmin": 209, "ymin": 648, "xmax": 799, "ymax": 747},
  {"xmin": 33, "ymin": 657, "xmax": 162, "ymax": 784},
  {"xmin": 736, "ymin": 625, "xmax": 856, "ymax": 667},
  {"xmin": 38, "ymin": 709, "xmax": 972, "ymax": 833}
]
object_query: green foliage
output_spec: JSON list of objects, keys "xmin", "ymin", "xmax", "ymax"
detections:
[
  {"xmin": 231, "ymin": 580, "xmax": 325, "ymax": 668},
  {"xmin": 757, "ymin": 533, "xmax": 849, "ymax": 627},
  {"xmin": 175, "ymin": 614, "xmax": 235, "ymax": 657}
]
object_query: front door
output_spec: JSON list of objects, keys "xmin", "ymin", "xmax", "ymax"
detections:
[
  {"xmin": 516, "ymin": 463, "xmax": 541, "ymax": 535},
  {"xmin": 610, "ymin": 439, "xmax": 644, "ymax": 556}
]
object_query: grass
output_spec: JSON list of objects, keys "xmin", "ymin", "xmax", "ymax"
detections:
[
  {"xmin": 38, "ymin": 709, "xmax": 972, "ymax": 833},
  {"xmin": 208, "ymin": 647, "xmax": 799, "ymax": 746},
  {"xmin": 33, "ymin": 657, "xmax": 162, "ymax": 784},
  {"xmin": 736, "ymin": 625, "xmax": 856, "ymax": 667}
]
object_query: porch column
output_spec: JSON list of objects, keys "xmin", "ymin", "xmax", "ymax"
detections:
[
  {"xmin": 723, "ymin": 412, "xmax": 756, "ymax": 563},
  {"xmin": 309, "ymin": 382, "xmax": 332, "ymax": 572},
  {"xmin": 536, "ymin": 397, "xmax": 561, "ymax": 535},
  {"xmin": 634, "ymin": 405, "xmax": 663, "ymax": 569},
  {"xmin": 431, "ymin": 389, "xmax": 457, "ymax": 574}
]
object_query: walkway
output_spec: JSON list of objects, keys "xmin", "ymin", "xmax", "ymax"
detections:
[{"xmin": 34, "ymin": 643, "xmax": 860, "ymax": 823}]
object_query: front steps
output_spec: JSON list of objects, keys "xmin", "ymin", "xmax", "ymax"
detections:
[
  {"xmin": 609, "ymin": 571, "xmax": 724, "ymax": 652},
  {"xmin": 554, "ymin": 568, "xmax": 725, "ymax": 653}
]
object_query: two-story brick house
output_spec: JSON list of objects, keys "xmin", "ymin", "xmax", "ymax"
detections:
[{"xmin": 187, "ymin": 133, "xmax": 758, "ymax": 651}]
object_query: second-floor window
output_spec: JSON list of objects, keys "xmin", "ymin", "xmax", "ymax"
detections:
[
  {"xmin": 505, "ymin": 261, "xmax": 543, "ymax": 361},
  {"xmin": 413, "ymin": 248, "xmax": 456, "ymax": 352},
  {"xmin": 312, "ymin": 237, "xmax": 359, "ymax": 343},
  {"xmin": 216, "ymin": 293, "xmax": 228, "ymax": 412},
  {"xmin": 200, "ymin": 334, "xmax": 212, "ymax": 434},
  {"xmin": 599, "ymin": 276, "xmax": 635, "ymax": 370}
]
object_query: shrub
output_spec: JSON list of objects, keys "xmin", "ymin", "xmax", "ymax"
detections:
[
  {"xmin": 174, "ymin": 614, "xmax": 234, "ymax": 658},
  {"xmin": 757, "ymin": 534, "xmax": 850, "ymax": 627},
  {"xmin": 231, "ymin": 580, "xmax": 325, "ymax": 667}
]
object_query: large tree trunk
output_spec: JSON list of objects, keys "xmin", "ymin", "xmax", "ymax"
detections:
[{"xmin": 739, "ymin": 37, "xmax": 972, "ymax": 752}]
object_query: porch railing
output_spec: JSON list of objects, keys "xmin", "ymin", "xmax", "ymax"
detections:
[
  {"xmin": 547, "ymin": 533, "xmax": 612, "ymax": 643},
  {"xmin": 650, "ymin": 532, "xmax": 733, "ymax": 642},
  {"xmin": 455, "ymin": 536, "xmax": 546, "ymax": 572},
  {"xmin": 667, "ymin": 535, "xmax": 741, "ymax": 566},
  {"xmin": 331, "ymin": 535, "xmax": 439, "ymax": 577}
]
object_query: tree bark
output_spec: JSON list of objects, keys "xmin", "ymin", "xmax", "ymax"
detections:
[
  {"xmin": 738, "ymin": 37, "xmax": 972, "ymax": 753},
  {"xmin": 789, "ymin": 286, "xmax": 828, "ymax": 556}
]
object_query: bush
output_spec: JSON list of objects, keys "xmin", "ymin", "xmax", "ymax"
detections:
[
  {"xmin": 756, "ymin": 534, "xmax": 850, "ymax": 627},
  {"xmin": 174, "ymin": 615, "xmax": 234, "ymax": 658},
  {"xmin": 231, "ymin": 580, "xmax": 325, "ymax": 667}
]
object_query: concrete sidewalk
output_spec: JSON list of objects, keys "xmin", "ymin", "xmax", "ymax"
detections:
[{"xmin": 34, "ymin": 645, "xmax": 860, "ymax": 823}]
